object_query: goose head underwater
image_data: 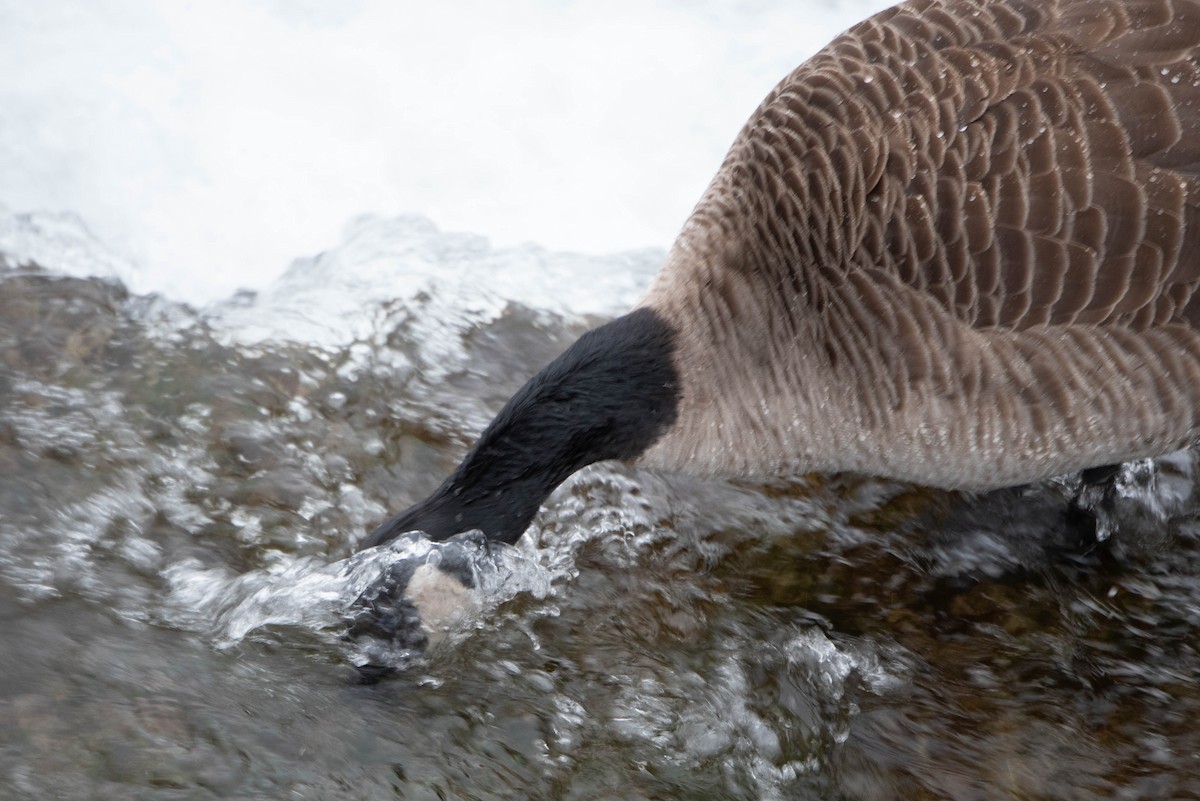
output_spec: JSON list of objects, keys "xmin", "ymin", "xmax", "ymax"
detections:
[{"xmin": 347, "ymin": 0, "xmax": 1200, "ymax": 666}]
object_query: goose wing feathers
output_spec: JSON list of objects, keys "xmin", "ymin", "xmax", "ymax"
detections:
[
  {"xmin": 639, "ymin": 0, "xmax": 1200, "ymax": 487},
  {"xmin": 742, "ymin": 0, "xmax": 1200, "ymax": 331}
]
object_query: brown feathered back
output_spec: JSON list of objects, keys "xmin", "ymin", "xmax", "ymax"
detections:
[{"xmin": 637, "ymin": 0, "xmax": 1200, "ymax": 488}]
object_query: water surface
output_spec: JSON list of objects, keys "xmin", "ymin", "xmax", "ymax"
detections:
[{"xmin": 2, "ymin": 217, "xmax": 1199, "ymax": 800}]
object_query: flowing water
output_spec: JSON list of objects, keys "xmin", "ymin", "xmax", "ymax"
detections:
[{"xmin": 2, "ymin": 212, "xmax": 1200, "ymax": 800}]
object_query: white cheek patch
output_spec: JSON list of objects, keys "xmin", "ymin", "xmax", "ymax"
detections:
[{"xmin": 406, "ymin": 563, "xmax": 477, "ymax": 640}]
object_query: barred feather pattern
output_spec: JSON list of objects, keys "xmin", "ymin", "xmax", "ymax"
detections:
[{"xmin": 637, "ymin": 0, "xmax": 1200, "ymax": 489}]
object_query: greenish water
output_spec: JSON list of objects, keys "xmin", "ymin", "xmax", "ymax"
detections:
[{"xmin": 2, "ymin": 259, "xmax": 1199, "ymax": 800}]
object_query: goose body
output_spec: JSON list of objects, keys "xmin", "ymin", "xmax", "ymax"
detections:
[{"xmin": 362, "ymin": 0, "xmax": 1200, "ymax": 549}]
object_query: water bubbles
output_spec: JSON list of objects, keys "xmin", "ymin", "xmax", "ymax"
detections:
[{"xmin": 324, "ymin": 390, "xmax": 348, "ymax": 412}]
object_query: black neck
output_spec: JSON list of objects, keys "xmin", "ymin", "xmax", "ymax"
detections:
[{"xmin": 361, "ymin": 308, "xmax": 679, "ymax": 548}]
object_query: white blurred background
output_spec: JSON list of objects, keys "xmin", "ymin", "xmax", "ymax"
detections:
[{"xmin": 0, "ymin": 0, "xmax": 894, "ymax": 302}]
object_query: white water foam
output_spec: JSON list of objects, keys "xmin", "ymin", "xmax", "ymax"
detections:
[
  {"xmin": 0, "ymin": 208, "xmax": 140, "ymax": 288},
  {"xmin": 161, "ymin": 527, "xmax": 556, "ymax": 661},
  {"xmin": 203, "ymin": 214, "xmax": 662, "ymax": 356}
]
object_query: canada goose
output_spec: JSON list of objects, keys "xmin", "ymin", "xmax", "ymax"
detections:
[{"xmin": 359, "ymin": 0, "xmax": 1200, "ymax": 558}]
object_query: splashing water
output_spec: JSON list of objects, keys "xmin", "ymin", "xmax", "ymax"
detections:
[{"xmin": 2, "ymin": 211, "xmax": 1200, "ymax": 799}]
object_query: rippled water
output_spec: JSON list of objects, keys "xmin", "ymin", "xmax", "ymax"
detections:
[{"xmin": 2, "ymin": 215, "xmax": 1200, "ymax": 800}]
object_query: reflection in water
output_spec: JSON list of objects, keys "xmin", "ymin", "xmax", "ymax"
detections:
[{"xmin": 1, "ymin": 218, "xmax": 1199, "ymax": 799}]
